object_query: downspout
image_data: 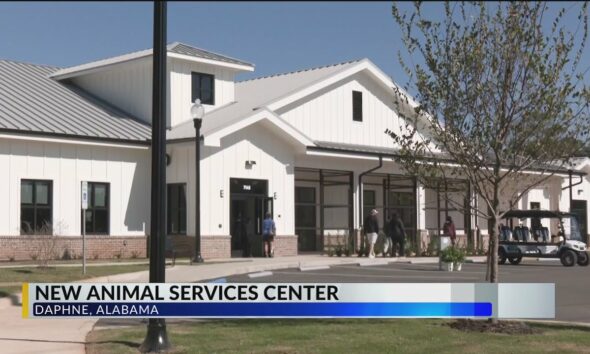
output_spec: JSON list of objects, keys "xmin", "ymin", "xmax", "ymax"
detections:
[
  {"xmin": 358, "ymin": 156, "xmax": 383, "ymax": 229},
  {"xmin": 561, "ymin": 169, "xmax": 584, "ymax": 212}
]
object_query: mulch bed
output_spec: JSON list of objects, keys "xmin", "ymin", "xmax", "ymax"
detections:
[{"xmin": 449, "ymin": 319, "xmax": 541, "ymax": 334}]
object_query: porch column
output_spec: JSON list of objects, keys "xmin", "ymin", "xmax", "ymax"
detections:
[{"xmin": 416, "ymin": 180, "xmax": 427, "ymax": 254}]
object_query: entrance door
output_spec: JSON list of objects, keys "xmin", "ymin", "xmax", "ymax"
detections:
[
  {"xmin": 229, "ymin": 178, "xmax": 269, "ymax": 257},
  {"xmin": 571, "ymin": 200, "xmax": 588, "ymax": 243}
]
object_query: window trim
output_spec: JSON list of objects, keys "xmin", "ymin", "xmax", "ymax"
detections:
[
  {"xmin": 82, "ymin": 182, "xmax": 110, "ymax": 235},
  {"xmin": 191, "ymin": 71, "xmax": 215, "ymax": 105},
  {"xmin": 167, "ymin": 183, "xmax": 187, "ymax": 236},
  {"xmin": 352, "ymin": 90, "xmax": 363, "ymax": 122},
  {"xmin": 20, "ymin": 179, "xmax": 53, "ymax": 235}
]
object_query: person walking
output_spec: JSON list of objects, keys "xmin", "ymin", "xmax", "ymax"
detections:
[
  {"xmin": 262, "ymin": 212, "xmax": 276, "ymax": 257},
  {"xmin": 363, "ymin": 209, "xmax": 379, "ymax": 258},
  {"xmin": 388, "ymin": 213, "xmax": 406, "ymax": 257},
  {"xmin": 443, "ymin": 216, "xmax": 457, "ymax": 246}
]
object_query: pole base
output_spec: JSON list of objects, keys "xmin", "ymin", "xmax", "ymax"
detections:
[
  {"xmin": 192, "ymin": 254, "xmax": 204, "ymax": 264},
  {"xmin": 139, "ymin": 319, "xmax": 170, "ymax": 353}
]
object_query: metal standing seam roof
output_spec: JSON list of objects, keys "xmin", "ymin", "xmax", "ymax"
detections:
[
  {"xmin": 0, "ymin": 60, "xmax": 151, "ymax": 142},
  {"xmin": 169, "ymin": 42, "xmax": 254, "ymax": 67},
  {"xmin": 167, "ymin": 59, "xmax": 364, "ymax": 141},
  {"xmin": 51, "ymin": 42, "xmax": 254, "ymax": 79}
]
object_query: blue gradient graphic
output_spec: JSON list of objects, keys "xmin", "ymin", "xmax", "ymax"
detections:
[{"xmin": 32, "ymin": 302, "xmax": 492, "ymax": 318}]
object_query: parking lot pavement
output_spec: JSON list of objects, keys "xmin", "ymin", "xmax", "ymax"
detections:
[{"xmin": 224, "ymin": 260, "xmax": 590, "ymax": 323}]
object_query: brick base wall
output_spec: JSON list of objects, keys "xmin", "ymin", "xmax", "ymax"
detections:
[
  {"xmin": 0, "ymin": 233, "xmax": 299, "ymax": 262},
  {"xmin": 414, "ymin": 230, "xmax": 490, "ymax": 254},
  {"xmin": 0, "ymin": 235, "xmax": 147, "ymax": 262},
  {"xmin": 201, "ymin": 236, "xmax": 231, "ymax": 259},
  {"xmin": 147, "ymin": 235, "xmax": 232, "ymax": 260},
  {"xmin": 273, "ymin": 235, "xmax": 298, "ymax": 256}
]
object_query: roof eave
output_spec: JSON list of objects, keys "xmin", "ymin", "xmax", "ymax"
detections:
[
  {"xmin": 51, "ymin": 49, "xmax": 255, "ymax": 81},
  {"xmin": 167, "ymin": 52, "xmax": 254, "ymax": 72}
]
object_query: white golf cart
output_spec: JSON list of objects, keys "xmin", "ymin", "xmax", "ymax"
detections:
[{"xmin": 498, "ymin": 210, "xmax": 589, "ymax": 267}]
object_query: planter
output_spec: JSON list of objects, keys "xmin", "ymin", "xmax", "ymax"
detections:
[
  {"xmin": 453, "ymin": 262, "xmax": 463, "ymax": 271},
  {"xmin": 442, "ymin": 261, "xmax": 453, "ymax": 272}
]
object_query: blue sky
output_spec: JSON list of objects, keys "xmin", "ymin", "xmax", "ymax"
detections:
[{"xmin": 0, "ymin": 1, "xmax": 588, "ymax": 87}]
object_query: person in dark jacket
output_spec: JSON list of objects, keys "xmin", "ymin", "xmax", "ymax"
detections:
[
  {"xmin": 363, "ymin": 209, "xmax": 379, "ymax": 258},
  {"xmin": 388, "ymin": 213, "xmax": 406, "ymax": 257},
  {"xmin": 443, "ymin": 216, "xmax": 457, "ymax": 246}
]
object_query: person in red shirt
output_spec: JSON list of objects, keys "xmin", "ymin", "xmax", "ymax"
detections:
[{"xmin": 443, "ymin": 216, "xmax": 457, "ymax": 246}]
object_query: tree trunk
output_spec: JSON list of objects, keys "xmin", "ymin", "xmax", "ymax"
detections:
[
  {"xmin": 487, "ymin": 189, "xmax": 501, "ymax": 324},
  {"xmin": 488, "ymin": 214, "xmax": 499, "ymax": 283}
]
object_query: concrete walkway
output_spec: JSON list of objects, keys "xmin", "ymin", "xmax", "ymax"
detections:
[{"xmin": 0, "ymin": 255, "xmax": 481, "ymax": 354}]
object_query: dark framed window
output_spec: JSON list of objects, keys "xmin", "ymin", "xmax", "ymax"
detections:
[
  {"xmin": 167, "ymin": 184, "xmax": 187, "ymax": 235},
  {"xmin": 191, "ymin": 72, "xmax": 215, "ymax": 105},
  {"xmin": 363, "ymin": 190, "xmax": 376, "ymax": 218},
  {"xmin": 82, "ymin": 182, "xmax": 110, "ymax": 235},
  {"xmin": 352, "ymin": 90, "xmax": 363, "ymax": 122},
  {"xmin": 295, "ymin": 186, "xmax": 317, "ymax": 252},
  {"xmin": 21, "ymin": 179, "xmax": 53, "ymax": 235}
]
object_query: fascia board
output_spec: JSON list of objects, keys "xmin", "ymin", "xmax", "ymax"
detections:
[
  {"xmin": 0, "ymin": 132, "xmax": 149, "ymax": 150},
  {"xmin": 168, "ymin": 52, "xmax": 255, "ymax": 72}
]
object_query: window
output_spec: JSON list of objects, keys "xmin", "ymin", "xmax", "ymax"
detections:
[
  {"xmin": 363, "ymin": 190, "xmax": 376, "ymax": 219},
  {"xmin": 82, "ymin": 182, "xmax": 110, "ymax": 234},
  {"xmin": 167, "ymin": 184, "xmax": 187, "ymax": 235},
  {"xmin": 191, "ymin": 72, "xmax": 214, "ymax": 105},
  {"xmin": 352, "ymin": 91, "xmax": 363, "ymax": 122},
  {"xmin": 295, "ymin": 187, "xmax": 317, "ymax": 252},
  {"xmin": 21, "ymin": 180, "xmax": 53, "ymax": 235}
]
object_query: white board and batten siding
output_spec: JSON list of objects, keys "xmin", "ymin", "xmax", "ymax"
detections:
[
  {"xmin": 71, "ymin": 56, "xmax": 237, "ymax": 128},
  {"xmin": 0, "ymin": 137, "xmax": 150, "ymax": 236},
  {"xmin": 167, "ymin": 123, "xmax": 295, "ymax": 237},
  {"xmin": 71, "ymin": 57, "xmax": 153, "ymax": 124},
  {"xmin": 168, "ymin": 59, "xmax": 236, "ymax": 127},
  {"xmin": 278, "ymin": 71, "xmax": 404, "ymax": 148}
]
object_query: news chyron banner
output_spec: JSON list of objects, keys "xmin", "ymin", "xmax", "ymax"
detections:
[{"xmin": 22, "ymin": 283, "xmax": 555, "ymax": 319}]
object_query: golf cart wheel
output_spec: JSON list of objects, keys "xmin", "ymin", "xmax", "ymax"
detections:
[
  {"xmin": 560, "ymin": 249, "xmax": 578, "ymax": 267},
  {"xmin": 577, "ymin": 252, "xmax": 589, "ymax": 266},
  {"xmin": 508, "ymin": 256, "xmax": 522, "ymax": 265},
  {"xmin": 498, "ymin": 248, "xmax": 507, "ymax": 265}
]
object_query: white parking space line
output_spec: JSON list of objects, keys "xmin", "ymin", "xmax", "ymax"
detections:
[
  {"xmin": 273, "ymin": 271, "xmax": 482, "ymax": 280},
  {"xmin": 248, "ymin": 271, "xmax": 273, "ymax": 278},
  {"xmin": 299, "ymin": 265, "xmax": 331, "ymax": 271}
]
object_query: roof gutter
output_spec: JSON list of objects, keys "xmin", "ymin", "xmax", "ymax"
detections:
[
  {"xmin": 308, "ymin": 145, "xmax": 586, "ymax": 177},
  {"xmin": 0, "ymin": 128, "xmax": 150, "ymax": 147}
]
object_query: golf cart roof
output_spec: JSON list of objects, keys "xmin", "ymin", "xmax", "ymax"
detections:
[{"xmin": 502, "ymin": 210, "xmax": 575, "ymax": 219}]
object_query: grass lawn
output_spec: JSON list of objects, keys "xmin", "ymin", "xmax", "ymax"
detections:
[
  {"xmin": 86, "ymin": 319, "xmax": 590, "ymax": 354},
  {"xmin": 0, "ymin": 264, "xmax": 149, "ymax": 297}
]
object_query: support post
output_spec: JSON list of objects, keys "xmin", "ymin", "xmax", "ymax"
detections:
[
  {"xmin": 319, "ymin": 169, "xmax": 324, "ymax": 251},
  {"xmin": 436, "ymin": 181, "xmax": 441, "ymax": 237}
]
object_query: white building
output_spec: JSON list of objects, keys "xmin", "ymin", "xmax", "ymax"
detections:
[{"xmin": 0, "ymin": 42, "xmax": 587, "ymax": 260}]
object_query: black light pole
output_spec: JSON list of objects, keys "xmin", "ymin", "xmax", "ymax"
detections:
[
  {"xmin": 191, "ymin": 99, "xmax": 204, "ymax": 263},
  {"xmin": 140, "ymin": 0, "xmax": 170, "ymax": 352}
]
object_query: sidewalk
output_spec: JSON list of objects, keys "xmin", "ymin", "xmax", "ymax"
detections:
[{"xmin": 0, "ymin": 255, "xmax": 483, "ymax": 354}]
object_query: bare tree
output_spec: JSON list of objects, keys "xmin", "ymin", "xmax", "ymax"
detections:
[{"xmin": 389, "ymin": 1, "xmax": 590, "ymax": 283}]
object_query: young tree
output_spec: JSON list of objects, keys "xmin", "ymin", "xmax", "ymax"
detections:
[{"xmin": 389, "ymin": 1, "xmax": 590, "ymax": 282}]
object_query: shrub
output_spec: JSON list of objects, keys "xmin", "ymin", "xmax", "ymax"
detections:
[
  {"xmin": 62, "ymin": 248, "xmax": 73, "ymax": 260},
  {"xmin": 440, "ymin": 246, "xmax": 466, "ymax": 264}
]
